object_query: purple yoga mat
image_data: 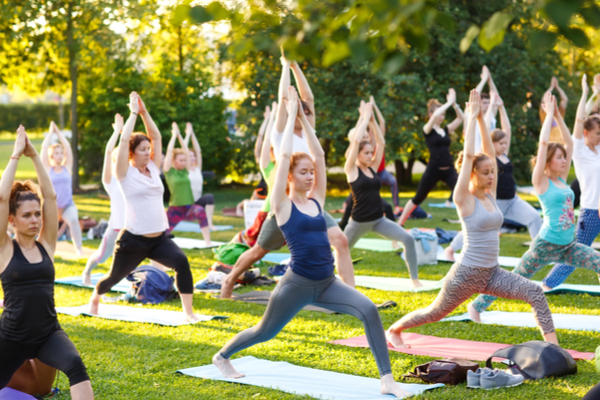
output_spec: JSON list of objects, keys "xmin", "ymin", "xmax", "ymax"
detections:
[{"xmin": 0, "ymin": 388, "xmax": 37, "ymax": 400}]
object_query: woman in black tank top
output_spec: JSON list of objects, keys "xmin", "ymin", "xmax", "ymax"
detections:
[
  {"xmin": 0, "ymin": 127, "xmax": 94, "ymax": 399},
  {"xmin": 343, "ymin": 101, "xmax": 421, "ymax": 287},
  {"xmin": 398, "ymin": 89, "xmax": 464, "ymax": 226}
]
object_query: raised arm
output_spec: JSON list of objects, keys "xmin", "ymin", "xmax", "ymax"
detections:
[
  {"xmin": 553, "ymin": 97, "xmax": 573, "ymax": 182},
  {"xmin": 290, "ymin": 61, "xmax": 316, "ymax": 128},
  {"xmin": 275, "ymin": 59, "xmax": 292, "ymax": 134},
  {"xmin": 0, "ymin": 127, "xmax": 26, "ymax": 252},
  {"xmin": 478, "ymin": 100, "xmax": 497, "ymax": 198},
  {"xmin": 271, "ymin": 87, "xmax": 298, "ymax": 221},
  {"xmin": 115, "ymin": 93, "xmax": 140, "ymax": 180},
  {"xmin": 554, "ymin": 78, "xmax": 568, "ymax": 117},
  {"xmin": 137, "ymin": 94, "xmax": 162, "ymax": 166},
  {"xmin": 163, "ymin": 123, "xmax": 179, "ymax": 173},
  {"xmin": 371, "ymin": 95, "xmax": 386, "ymax": 135},
  {"xmin": 254, "ymin": 106, "xmax": 270, "ymax": 164},
  {"xmin": 585, "ymin": 74, "xmax": 600, "ymax": 116},
  {"xmin": 177, "ymin": 125, "xmax": 192, "ymax": 172},
  {"xmin": 423, "ymin": 89, "xmax": 456, "ymax": 134},
  {"xmin": 186, "ymin": 122, "xmax": 202, "ymax": 172},
  {"xmin": 574, "ymin": 74, "xmax": 589, "ymax": 142},
  {"xmin": 447, "ymin": 100, "xmax": 464, "ymax": 134},
  {"xmin": 532, "ymin": 92, "xmax": 556, "ymax": 191},
  {"xmin": 495, "ymin": 95, "xmax": 512, "ymax": 155},
  {"xmin": 475, "ymin": 66, "xmax": 490, "ymax": 94},
  {"xmin": 52, "ymin": 121, "xmax": 73, "ymax": 173},
  {"xmin": 260, "ymin": 102, "xmax": 277, "ymax": 170},
  {"xmin": 344, "ymin": 103, "xmax": 372, "ymax": 182},
  {"xmin": 454, "ymin": 90, "xmax": 481, "ymax": 210},
  {"xmin": 299, "ymin": 95, "xmax": 326, "ymax": 205},
  {"xmin": 41, "ymin": 124, "xmax": 54, "ymax": 170},
  {"xmin": 25, "ymin": 130, "xmax": 58, "ymax": 253},
  {"xmin": 102, "ymin": 113, "xmax": 123, "ymax": 185},
  {"xmin": 370, "ymin": 113, "xmax": 385, "ymax": 171}
]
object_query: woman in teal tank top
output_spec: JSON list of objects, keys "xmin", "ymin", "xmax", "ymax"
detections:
[{"xmin": 470, "ymin": 87, "xmax": 600, "ymax": 318}]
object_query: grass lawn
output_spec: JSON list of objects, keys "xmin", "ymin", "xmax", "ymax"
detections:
[{"xmin": 1, "ymin": 182, "xmax": 599, "ymax": 399}]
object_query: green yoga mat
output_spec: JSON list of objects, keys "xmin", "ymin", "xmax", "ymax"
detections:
[
  {"xmin": 353, "ymin": 238, "xmax": 398, "ymax": 252},
  {"xmin": 354, "ymin": 275, "xmax": 443, "ymax": 292}
]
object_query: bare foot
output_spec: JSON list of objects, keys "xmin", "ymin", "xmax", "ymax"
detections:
[
  {"xmin": 391, "ymin": 240, "xmax": 400, "ymax": 249},
  {"xmin": 541, "ymin": 283, "xmax": 552, "ymax": 292},
  {"xmin": 81, "ymin": 272, "xmax": 92, "ymax": 287},
  {"xmin": 185, "ymin": 313, "xmax": 201, "ymax": 323},
  {"xmin": 386, "ymin": 328, "xmax": 410, "ymax": 349},
  {"xmin": 411, "ymin": 279, "xmax": 423, "ymax": 288},
  {"xmin": 445, "ymin": 200, "xmax": 453, "ymax": 208},
  {"xmin": 209, "ymin": 225, "xmax": 216, "ymax": 231},
  {"xmin": 444, "ymin": 246, "xmax": 455, "ymax": 262},
  {"xmin": 88, "ymin": 301, "xmax": 99, "ymax": 316},
  {"xmin": 380, "ymin": 374, "xmax": 410, "ymax": 398},
  {"xmin": 213, "ymin": 353, "xmax": 245, "ymax": 378},
  {"xmin": 467, "ymin": 303, "xmax": 482, "ymax": 323},
  {"xmin": 220, "ymin": 275, "xmax": 235, "ymax": 299}
]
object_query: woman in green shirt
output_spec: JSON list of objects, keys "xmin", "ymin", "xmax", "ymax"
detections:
[{"xmin": 164, "ymin": 122, "xmax": 211, "ymax": 245}]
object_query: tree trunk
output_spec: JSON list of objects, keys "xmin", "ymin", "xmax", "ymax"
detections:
[
  {"xmin": 67, "ymin": 1, "xmax": 79, "ymax": 191},
  {"xmin": 394, "ymin": 156, "xmax": 417, "ymax": 186}
]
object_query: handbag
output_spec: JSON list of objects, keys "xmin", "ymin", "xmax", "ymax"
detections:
[
  {"xmin": 403, "ymin": 358, "xmax": 478, "ymax": 385},
  {"xmin": 7, "ymin": 359, "xmax": 57, "ymax": 396}
]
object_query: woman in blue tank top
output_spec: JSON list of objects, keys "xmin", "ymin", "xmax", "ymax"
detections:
[
  {"xmin": 212, "ymin": 87, "xmax": 409, "ymax": 398},
  {"xmin": 470, "ymin": 87, "xmax": 600, "ymax": 319}
]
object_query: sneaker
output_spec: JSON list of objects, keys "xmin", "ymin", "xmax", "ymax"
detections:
[
  {"xmin": 466, "ymin": 368, "xmax": 493, "ymax": 389},
  {"xmin": 480, "ymin": 369, "xmax": 524, "ymax": 390}
]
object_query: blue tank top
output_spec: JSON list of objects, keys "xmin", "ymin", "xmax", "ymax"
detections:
[
  {"xmin": 538, "ymin": 178, "xmax": 575, "ymax": 245},
  {"xmin": 279, "ymin": 198, "xmax": 335, "ymax": 280}
]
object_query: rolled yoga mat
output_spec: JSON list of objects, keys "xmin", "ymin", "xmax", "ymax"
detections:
[
  {"xmin": 330, "ymin": 333, "xmax": 594, "ymax": 361},
  {"xmin": 176, "ymin": 356, "xmax": 444, "ymax": 400},
  {"xmin": 171, "ymin": 237, "xmax": 225, "ymax": 249},
  {"xmin": 227, "ymin": 291, "xmax": 336, "ymax": 314},
  {"xmin": 353, "ymin": 275, "xmax": 443, "ymax": 292},
  {"xmin": 443, "ymin": 311, "xmax": 600, "ymax": 332},
  {"xmin": 57, "ymin": 304, "xmax": 227, "ymax": 326},
  {"xmin": 173, "ymin": 221, "xmax": 234, "ymax": 232},
  {"xmin": 55, "ymin": 273, "xmax": 131, "ymax": 293}
]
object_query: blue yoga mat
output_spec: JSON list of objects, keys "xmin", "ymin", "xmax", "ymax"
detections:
[
  {"xmin": 57, "ymin": 304, "xmax": 227, "ymax": 326},
  {"xmin": 177, "ymin": 356, "xmax": 444, "ymax": 399},
  {"xmin": 428, "ymin": 202, "xmax": 456, "ymax": 209},
  {"xmin": 173, "ymin": 221, "xmax": 234, "ymax": 232},
  {"xmin": 261, "ymin": 253, "xmax": 290, "ymax": 264},
  {"xmin": 55, "ymin": 273, "xmax": 131, "ymax": 293},
  {"xmin": 443, "ymin": 311, "xmax": 600, "ymax": 332}
]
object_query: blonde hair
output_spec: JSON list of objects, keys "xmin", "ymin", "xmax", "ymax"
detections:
[
  {"xmin": 427, "ymin": 99, "xmax": 442, "ymax": 116},
  {"xmin": 530, "ymin": 142, "xmax": 567, "ymax": 171},
  {"xmin": 172, "ymin": 148, "xmax": 186, "ymax": 159},
  {"xmin": 490, "ymin": 129, "xmax": 507, "ymax": 143}
]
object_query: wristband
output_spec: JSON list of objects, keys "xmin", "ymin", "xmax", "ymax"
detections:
[{"xmin": 10, "ymin": 156, "xmax": 20, "ymax": 160}]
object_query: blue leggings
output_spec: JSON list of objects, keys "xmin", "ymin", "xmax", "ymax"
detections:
[{"xmin": 542, "ymin": 208, "xmax": 600, "ymax": 288}]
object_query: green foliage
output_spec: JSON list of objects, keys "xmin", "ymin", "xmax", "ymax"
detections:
[{"xmin": 0, "ymin": 104, "xmax": 69, "ymax": 133}]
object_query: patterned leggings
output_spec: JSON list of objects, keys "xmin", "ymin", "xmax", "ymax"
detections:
[
  {"xmin": 542, "ymin": 208, "xmax": 600, "ymax": 288},
  {"xmin": 166, "ymin": 204, "xmax": 208, "ymax": 232},
  {"xmin": 471, "ymin": 236, "xmax": 600, "ymax": 313},
  {"xmin": 397, "ymin": 262, "xmax": 555, "ymax": 335}
]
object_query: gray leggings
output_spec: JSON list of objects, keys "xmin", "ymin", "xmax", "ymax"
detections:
[
  {"xmin": 344, "ymin": 217, "xmax": 418, "ymax": 280},
  {"xmin": 395, "ymin": 262, "xmax": 555, "ymax": 336},
  {"xmin": 219, "ymin": 269, "xmax": 392, "ymax": 377}
]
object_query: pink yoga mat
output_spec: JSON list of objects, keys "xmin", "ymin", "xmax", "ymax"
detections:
[{"xmin": 330, "ymin": 333, "xmax": 594, "ymax": 361}]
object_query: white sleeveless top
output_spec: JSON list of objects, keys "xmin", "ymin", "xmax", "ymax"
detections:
[
  {"xmin": 103, "ymin": 177, "xmax": 126, "ymax": 230},
  {"xmin": 118, "ymin": 160, "xmax": 168, "ymax": 235},
  {"xmin": 188, "ymin": 167, "xmax": 203, "ymax": 202}
]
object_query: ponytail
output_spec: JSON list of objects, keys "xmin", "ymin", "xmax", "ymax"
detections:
[{"xmin": 9, "ymin": 181, "xmax": 41, "ymax": 215}]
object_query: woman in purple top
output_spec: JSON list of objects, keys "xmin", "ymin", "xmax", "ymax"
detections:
[{"xmin": 41, "ymin": 121, "xmax": 84, "ymax": 256}]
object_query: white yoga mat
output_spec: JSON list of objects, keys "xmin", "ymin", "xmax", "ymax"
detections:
[
  {"xmin": 55, "ymin": 273, "xmax": 131, "ymax": 293},
  {"xmin": 57, "ymin": 304, "xmax": 227, "ymax": 326},
  {"xmin": 173, "ymin": 221, "xmax": 234, "ymax": 232},
  {"xmin": 176, "ymin": 356, "xmax": 444, "ymax": 399},
  {"xmin": 443, "ymin": 311, "xmax": 600, "ymax": 332},
  {"xmin": 172, "ymin": 237, "xmax": 225, "ymax": 249}
]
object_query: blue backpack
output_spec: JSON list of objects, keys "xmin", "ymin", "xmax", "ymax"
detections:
[{"xmin": 126, "ymin": 265, "xmax": 179, "ymax": 304}]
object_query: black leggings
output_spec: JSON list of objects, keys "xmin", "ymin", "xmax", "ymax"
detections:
[
  {"xmin": 195, "ymin": 193, "xmax": 214, "ymax": 208},
  {"xmin": 584, "ymin": 383, "xmax": 600, "ymax": 399},
  {"xmin": 96, "ymin": 230, "xmax": 194, "ymax": 295},
  {"xmin": 338, "ymin": 194, "xmax": 394, "ymax": 231},
  {"xmin": 0, "ymin": 329, "xmax": 89, "ymax": 387},
  {"xmin": 412, "ymin": 164, "xmax": 458, "ymax": 205}
]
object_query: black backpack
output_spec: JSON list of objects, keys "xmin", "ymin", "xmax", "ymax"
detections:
[{"xmin": 485, "ymin": 341, "xmax": 577, "ymax": 380}]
